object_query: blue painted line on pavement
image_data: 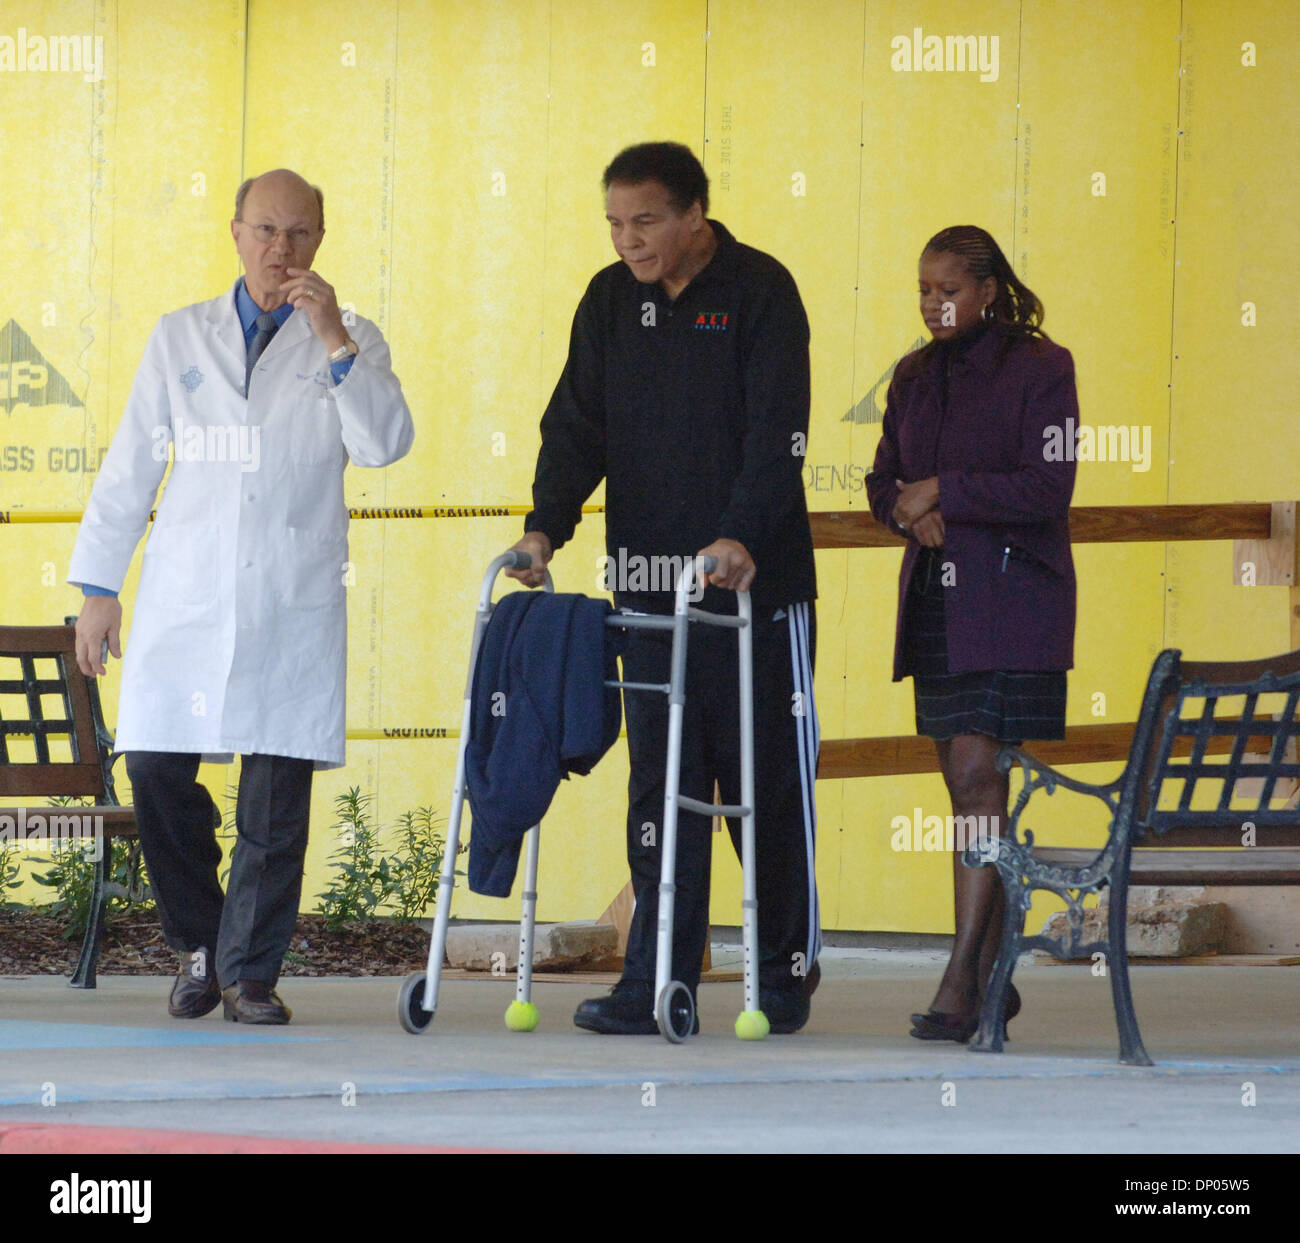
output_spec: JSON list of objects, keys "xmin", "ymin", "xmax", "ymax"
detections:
[
  {"xmin": 0, "ymin": 1020, "xmax": 330, "ymax": 1051},
  {"xmin": 2, "ymin": 1056, "xmax": 1298, "ymax": 1108}
]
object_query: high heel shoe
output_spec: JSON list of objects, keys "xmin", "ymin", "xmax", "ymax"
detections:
[
  {"xmin": 908, "ymin": 984, "xmax": 1020, "ymax": 1044},
  {"xmin": 909, "ymin": 1010, "xmax": 979, "ymax": 1043}
]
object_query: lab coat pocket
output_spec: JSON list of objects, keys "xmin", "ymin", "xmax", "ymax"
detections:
[
  {"xmin": 140, "ymin": 523, "xmax": 219, "ymax": 611},
  {"xmin": 275, "ymin": 526, "xmax": 349, "ymax": 611},
  {"xmin": 288, "ymin": 398, "xmax": 345, "ymax": 466}
]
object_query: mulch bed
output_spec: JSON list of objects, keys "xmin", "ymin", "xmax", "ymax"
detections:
[{"xmin": 0, "ymin": 905, "xmax": 431, "ymax": 977}]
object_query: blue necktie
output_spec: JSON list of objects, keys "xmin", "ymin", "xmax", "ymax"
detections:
[{"xmin": 245, "ymin": 311, "xmax": 279, "ymax": 390}]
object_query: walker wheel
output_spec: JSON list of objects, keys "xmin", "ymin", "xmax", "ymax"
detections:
[
  {"xmin": 655, "ymin": 980, "xmax": 695, "ymax": 1044},
  {"xmin": 397, "ymin": 971, "xmax": 433, "ymax": 1034}
]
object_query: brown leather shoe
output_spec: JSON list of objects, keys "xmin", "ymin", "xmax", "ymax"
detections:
[
  {"xmin": 222, "ymin": 979, "xmax": 292, "ymax": 1025},
  {"xmin": 169, "ymin": 948, "xmax": 221, "ymax": 1019}
]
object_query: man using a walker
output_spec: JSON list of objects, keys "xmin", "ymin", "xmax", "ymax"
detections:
[{"xmin": 508, "ymin": 142, "xmax": 821, "ymax": 1035}]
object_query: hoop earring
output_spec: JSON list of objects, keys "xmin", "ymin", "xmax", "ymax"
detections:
[{"xmin": 980, "ymin": 303, "xmax": 995, "ymax": 324}]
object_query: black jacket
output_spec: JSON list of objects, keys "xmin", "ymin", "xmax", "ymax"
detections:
[{"xmin": 525, "ymin": 221, "xmax": 817, "ymax": 614}]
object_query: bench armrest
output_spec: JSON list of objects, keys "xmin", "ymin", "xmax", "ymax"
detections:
[
  {"xmin": 964, "ymin": 746, "xmax": 1132, "ymax": 905},
  {"xmin": 101, "ymin": 748, "xmax": 127, "ymax": 808},
  {"xmin": 991, "ymin": 745, "xmax": 1123, "ymax": 851}
]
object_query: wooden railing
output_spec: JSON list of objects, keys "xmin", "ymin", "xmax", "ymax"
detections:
[
  {"xmin": 809, "ymin": 503, "xmax": 1271, "ymax": 549},
  {"xmin": 6, "ymin": 499, "xmax": 1291, "ymax": 776},
  {"xmin": 811, "ymin": 501, "xmax": 1296, "ymax": 778}
]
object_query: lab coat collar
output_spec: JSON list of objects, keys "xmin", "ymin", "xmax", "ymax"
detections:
[
  {"xmin": 234, "ymin": 277, "xmax": 295, "ymax": 335},
  {"xmin": 204, "ymin": 280, "xmax": 312, "ymax": 374}
]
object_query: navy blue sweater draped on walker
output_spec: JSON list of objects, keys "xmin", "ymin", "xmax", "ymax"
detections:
[{"xmin": 465, "ymin": 591, "xmax": 624, "ymax": 897}]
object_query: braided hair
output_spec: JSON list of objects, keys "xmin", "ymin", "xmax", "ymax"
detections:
[{"xmin": 901, "ymin": 226, "xmax": 1048, "ymax": 377}]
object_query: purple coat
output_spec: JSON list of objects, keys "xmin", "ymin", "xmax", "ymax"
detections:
[{"xmin": 865, "ymin": 323, "xmax": 1079, "ymax": 679}]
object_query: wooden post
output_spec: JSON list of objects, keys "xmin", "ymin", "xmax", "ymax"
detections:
[
  {"xmin": 595, "ymin": 881, "xmax": 635, "ymax": 958},
  {"xmin": 595, "ymin": 880, "xmax": 712, "ymax": 972},
  {"xmin": 1232, "ymin": 501, "xmax": 1295, "ymax": 587},
  {"xmin": 1292, "ymin": 501, "xmax": 1300, "ymax": 652}
]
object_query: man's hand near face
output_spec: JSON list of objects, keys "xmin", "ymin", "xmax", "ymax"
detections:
[
  {"xmin": 281, "ymin": 268, "xmax": 349, "ymax": 353},
  {"xmin": 75, "ymin": 596, "xmax": 123, "ymax": 677}
]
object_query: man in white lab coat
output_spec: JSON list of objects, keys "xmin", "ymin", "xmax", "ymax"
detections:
[{"xmin": 69, "ymin": 169, "xmax": 414, "ymax": 1023}]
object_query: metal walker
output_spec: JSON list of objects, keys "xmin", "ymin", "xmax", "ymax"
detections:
[{"xmin": 397, "ymin": 549, "xmax": 764, "ymax": 1043}]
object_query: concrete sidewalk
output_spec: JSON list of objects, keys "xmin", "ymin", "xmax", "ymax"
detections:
[{"xmin": 2, "ymin": 946, "xmax": 1298, "ymax": 1153}]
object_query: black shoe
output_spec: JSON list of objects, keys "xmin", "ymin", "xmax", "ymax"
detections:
[
  {"xmin": 168, "ymin": 948, "xmax": 221, "ymax": 1019},
  {"xmin": 573, "ymin": 979, "xmax": 698, "ymax": 1035},
  {"xmin": 222, "ymin": 980, "xmax": 292, "ymax": 1025},
  {"xmin": 761, "ymin": 960, "xmax": 820, "ymax": 1034}
]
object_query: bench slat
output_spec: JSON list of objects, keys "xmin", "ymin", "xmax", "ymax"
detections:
[
  {"xmin": 0, "ymin": 766, "xmax": 106, "ymax": 797},
  {"xmin": 1137, "ymin": 824, "xmax": 1300, "ymax": 847},
  {"xmin": 0, "ymin": 804, "xmax": 136, "ymax": 831},
  {"xmin": 1034, "ymin": 846, "xmax": 1300, "ymax": 886},
  {"xmin": 817, "ymin": 719, "xmax": 1285, "ymax": 779}
]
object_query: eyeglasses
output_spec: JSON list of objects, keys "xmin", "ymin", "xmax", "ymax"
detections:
[{"xmin": 237, "ymin": 222, "xmax": 318, "ymax": 246}]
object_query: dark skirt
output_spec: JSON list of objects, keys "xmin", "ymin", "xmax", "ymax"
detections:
[{"xmin": 901, "ymin": 548, "xmax": 1066, "ymax": 744}]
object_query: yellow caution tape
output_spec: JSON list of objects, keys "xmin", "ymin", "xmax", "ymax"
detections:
[
  {"xmin": 348, "ymin": 727, "xmax": 460, "ymax": 740},
  {"xmin": 0, "ymin": 504, "xmax": 605, "ymax": 525},
  {"xmin": 348, "ymin": 727, "xmax": 630, "ymax": 741}
]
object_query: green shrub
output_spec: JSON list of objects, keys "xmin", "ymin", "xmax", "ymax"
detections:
[
  {"xmin": 29, "ymin": 798, "xmax": 153, "ymax": 939},
  {"xmin": 0, "ymin": 837, "xmax": 23, "ymax": 896},
  {"xmin": 316, "ymin": 787, "xmax": 458, "ymax": 931},
  {"xmin": 388, "ymin": 804, "xmax": 447, "ymax": 923}
]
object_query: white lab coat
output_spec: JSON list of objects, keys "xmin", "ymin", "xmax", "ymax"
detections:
[{"xmin": 67, "ymin": 281, "xmax": 414, "ymax": 768}]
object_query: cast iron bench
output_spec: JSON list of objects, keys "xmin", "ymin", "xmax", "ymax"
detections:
[
  {"xmin": 970, "ymin": 646, "xmax": 1300, "ymax": 1065},
  {"xmin": 0, "ymin": 621, "xmax": 141, "ymax": 987}
]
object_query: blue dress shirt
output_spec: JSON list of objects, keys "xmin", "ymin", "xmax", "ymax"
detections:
[{"xmin": 235, "ymin": 278, "xmax": 356, "ymax": 387}]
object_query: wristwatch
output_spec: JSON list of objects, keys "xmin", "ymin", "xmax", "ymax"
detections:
[{"xmin": 328, "ymin": 338, "xmax": 359, "ymax": 363}]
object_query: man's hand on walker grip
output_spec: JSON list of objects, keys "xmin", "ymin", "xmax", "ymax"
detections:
[
  {"xmin": 698, "ymin": 538, "xmax": 755, "ymax": 593},
  {"xmin": 504, "ymin": 531, "xmax": 554, "ymax": 588}
]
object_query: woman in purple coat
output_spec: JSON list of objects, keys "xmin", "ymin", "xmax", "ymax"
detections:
[{"xmin": 865, "ymin": 225, "xmax": 1078, "ymax": 1042}]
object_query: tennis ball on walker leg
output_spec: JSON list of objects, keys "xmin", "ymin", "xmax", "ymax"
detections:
[
  {"xmin": 734, "ymin": 1009, "xmax": 770, "ymax": 1041},
  {"xmin": 504, "ymin": 1000, "xmax": 539, "ymax": 1032}
]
